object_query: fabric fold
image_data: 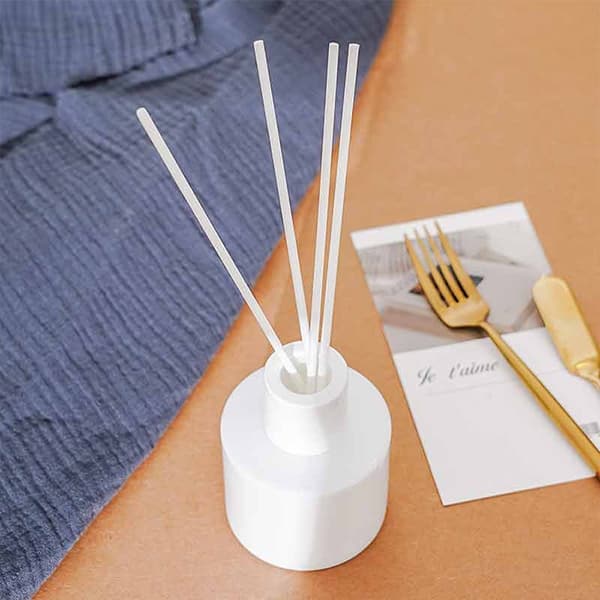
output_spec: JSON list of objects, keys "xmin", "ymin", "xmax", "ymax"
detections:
[{"xmin": 0, "ymin": 0, "xmax": 201, "ymax": 98}]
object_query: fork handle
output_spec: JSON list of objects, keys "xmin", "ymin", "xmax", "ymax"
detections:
[{"xmin": 479, "ymin": 321, "xmax": 600, "ymax": 475}]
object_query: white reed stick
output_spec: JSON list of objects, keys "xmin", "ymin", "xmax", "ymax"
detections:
[
  {"xmin": 136, "ymin": 107, "xmax": 298, "ymax": 376},
  {"xmin": 306, "ymin": 42, "xmax": 339, "ymax": 382},
  {"xmin": 318, "ymin": 43, "xmax": 360, "ymax": 376},
  {"xmin": 253, "ymin": 40, "xmax": 310, "ymax": 362}
]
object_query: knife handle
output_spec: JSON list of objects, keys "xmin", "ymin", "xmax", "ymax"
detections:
[{"xmin": 480, "ymin": 321, "xmax": 600, "ymax": 475}]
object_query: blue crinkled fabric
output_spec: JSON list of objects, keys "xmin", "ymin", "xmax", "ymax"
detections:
[{"xmin": 0, "ymin": 0, "xmax": 392, "ymax": 597}]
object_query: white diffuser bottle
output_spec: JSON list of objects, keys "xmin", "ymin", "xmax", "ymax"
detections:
[
  {"xmin": 137, "ymin": 37, "xmax": 384, "ymax": 572},
  {"xmin": 221, "ymin": 342, "xmax": 392, "ymax": 571}
]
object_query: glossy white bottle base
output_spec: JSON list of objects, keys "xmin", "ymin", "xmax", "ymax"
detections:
[{"xmin": 220, "ymin": 342, "xmax": 391, "ymax": 571}]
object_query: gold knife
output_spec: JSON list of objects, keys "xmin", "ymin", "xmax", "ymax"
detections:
[{"xmin": 533, "ymin": 276, "xmax": 600, "ymax": 390}]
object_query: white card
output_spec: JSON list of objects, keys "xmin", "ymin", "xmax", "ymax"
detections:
[{"xmin": 352, "ymin": 202, "xmax": 600, "ymax": 505}]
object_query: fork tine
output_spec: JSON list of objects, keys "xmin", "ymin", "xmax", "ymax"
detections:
[
  {"xmin": 424, "ymin": 225, "xmax": 464, "ymax": 300},
  {"xmin": 434, "ymin": 221, "xmax": 478, "ymax": 296},
  {"xmin": 414, "ymin": 228, "xmax": 455, "ymax": 305},
  {"xmin": 404, "ymin": 234, "xmax": 446, "ymax": 315}
]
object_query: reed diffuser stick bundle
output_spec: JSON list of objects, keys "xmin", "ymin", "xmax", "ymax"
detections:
[{"xmin": 136, "ymin": 41, "xmax": 360, "ymax": 388}]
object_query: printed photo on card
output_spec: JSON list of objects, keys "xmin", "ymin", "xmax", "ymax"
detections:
[{"xmin": 352, "ymin": 202, "xmax": 600, "ymax": 505}]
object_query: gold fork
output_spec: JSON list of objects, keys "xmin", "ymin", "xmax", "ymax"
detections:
[{"xmin": 405, "ymin": 223, "xmax": 600, "ymax": 475}]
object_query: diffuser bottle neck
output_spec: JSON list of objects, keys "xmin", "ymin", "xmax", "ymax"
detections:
[{"xmin": 263, "ymin": 342, "xmax": 348, "ymax": 456}]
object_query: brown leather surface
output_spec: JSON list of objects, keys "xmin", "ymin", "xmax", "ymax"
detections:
[{"xmin": 37, "ymin": 2, "xmax": 600, "ymax": 598}]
